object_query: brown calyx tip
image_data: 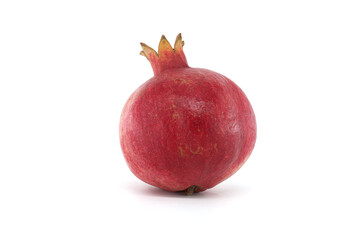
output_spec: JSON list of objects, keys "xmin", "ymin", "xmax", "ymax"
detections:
[
  {"xmin": 158, "ymin": 34, "xmax": 173, "ymax": 53},
  {"xmin": 174, "ymin": 33, "xmax": 185, "ymax": 49},
  {"xmin": 139, "ymin": 42, "xmax": 157, "ymax": 59},
  {"xmin": 139, "ymin": 33, "xmax": 189, "ymax": 75}
]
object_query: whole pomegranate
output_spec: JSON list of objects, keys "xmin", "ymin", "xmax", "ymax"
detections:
[{"xmin": 120, "ymin": 34, "xmax": 256, "ymax": 195}]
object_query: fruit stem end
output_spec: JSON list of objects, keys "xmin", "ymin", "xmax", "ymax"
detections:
[{"xmin": 185, "ymin": 185, "xmax": 198, "ymax": 196}]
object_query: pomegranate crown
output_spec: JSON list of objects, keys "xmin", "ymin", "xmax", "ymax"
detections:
[{"xmin": 140, "ymin": 33, "xmax": 189, "ymax": 75}]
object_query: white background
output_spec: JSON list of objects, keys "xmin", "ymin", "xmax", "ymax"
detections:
[{"xmin": 1, "ymin": 0, "xmax": 359, "ymax": 239}]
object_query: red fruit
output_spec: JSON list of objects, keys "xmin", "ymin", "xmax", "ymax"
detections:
[{"xmin": 120, "ymin": 34, "xmax": 256, "ymax": 195}]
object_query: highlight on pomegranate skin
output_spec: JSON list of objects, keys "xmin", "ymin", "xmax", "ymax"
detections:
[{"xmin": 119, "ymin": 34, "xmax": 256, "ymax": 195}]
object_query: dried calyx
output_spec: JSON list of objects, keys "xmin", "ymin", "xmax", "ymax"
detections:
[{"xmin": 140, "ymin": 33, "xmax": 189, "ymax": 75}]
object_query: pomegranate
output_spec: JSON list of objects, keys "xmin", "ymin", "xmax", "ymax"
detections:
[{"xmin": 120, "ymin": 34, "xmax": 256, "ymax": 195}]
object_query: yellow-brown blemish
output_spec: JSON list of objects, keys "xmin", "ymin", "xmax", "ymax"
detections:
[
  {"xmin": 214, "ymin": 143, "xmax": 218, "ymax": 152},
  {"xmin": 169, "ymin": 104, "xmax": 177, "ymax": 110},
  {"xmin": 172, "ymin": 112, "xmax": 180, "ymax": 119},
  {"xmin": 178, "ymin": 146, "xmax": 186, "ymax": 157},
  {"xmin": 190, "ymin": 146, "xmax": 204, "ymax": 155},
  {"xmin": 174, "ymin": 78, "xmax": 193, "ymax": 85}
]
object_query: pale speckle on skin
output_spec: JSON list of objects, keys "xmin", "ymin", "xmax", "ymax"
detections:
[
  {"xmin": 227, "ymin": 119, "xmax": 240, "ymax": 133},
  {"xmin": 188, "ymin": 101, "xmax": 206, "ymax": 114},
  {"xmin": 122, "ymin": 139, "xmax": 133, "ymax": 155}
]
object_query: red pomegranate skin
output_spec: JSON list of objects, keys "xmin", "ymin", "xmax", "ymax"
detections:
[{"xmin": 120, "ymin": 34, "xmax": 256, "ymax": 194}]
